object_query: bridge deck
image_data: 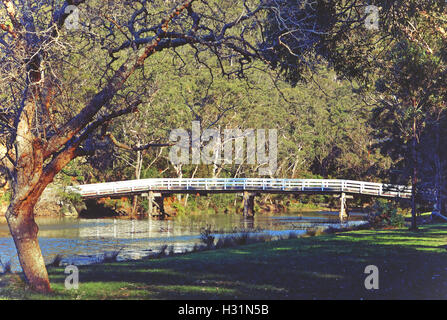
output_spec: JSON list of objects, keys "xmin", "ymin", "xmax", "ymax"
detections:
[{"xmin": 66, "ymin": 178, "xmax": 412, "ymax": 199}]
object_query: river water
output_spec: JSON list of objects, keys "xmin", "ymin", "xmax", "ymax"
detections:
[{"xmin": 0, "ymin": 211, "xmax": 366, "ymax": 272}]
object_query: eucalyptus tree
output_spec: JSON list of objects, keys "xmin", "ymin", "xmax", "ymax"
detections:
[
  {"xmin": 365, "ymin": 2, "xmax": 447, "ymax": 228},
  {"xmin": 270, "ymin": 0, "xmax": 447, "ymax": 229}
]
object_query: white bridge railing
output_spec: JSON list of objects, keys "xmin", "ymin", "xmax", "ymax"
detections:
[{"xmin": 66, "ymin": 178, "xmax": 412, "ymax": 199}]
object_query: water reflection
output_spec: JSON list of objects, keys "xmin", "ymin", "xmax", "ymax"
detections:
[{"xmin": 0, "ymin": 211, "xmax": 366, "ymax": 272}]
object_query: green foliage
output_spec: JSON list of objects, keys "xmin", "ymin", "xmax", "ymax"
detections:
[
  {"xmin": 104, "ymin": 198, "xmax": 130, "ymax": 211},
  {"xmin": 141, "ymin": 167, "xmax": 163, "ymax": 179},
  {"xmin": 17, "ymin": 0, "xmax": 443, "ymax": 220},
  {"xmin": 0, "ymin": 191, "xmax": 10, "ymax": 204},
  {"xmin": 177, "ymin": 194, "xmax": 236, "ymax": 215},
  {"xmin": 107, "ymin": 64, "xmax": 380, "ymax": 185},
  {"xmin": 367, "ymin": 199, "xmax": 406, "ymax": 228},
  {"xmin": 171, "ymin": 202, "xmax": 186, "ymax": 217},
  {"xmin": 58, "ymin": 187, "xmax": 83, "ymax": 208},
  {"xmin": 199, "ymin": 225, "xmax": 215, "ymax": 248},
  {"xmin": 305, "ymin": 226, "xmax": 326, "ymax": 237},
  {"xmin": 287, "ymin": 201, "xmax": 324, "ymax": 212}
]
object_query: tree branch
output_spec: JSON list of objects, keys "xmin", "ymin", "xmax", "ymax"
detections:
[
  {"xmin": 106, "ymin": 133, "xmax": 173, "ymax": 151},
  {"xmin": 1, "ymin": 0, "xmax": 20, "ymax": 31},
  {"xmin": 0, "ymin": 22, "xmax": 17, "ymax": 38},
  {"xmin": 43, "ymin": 0, "xmax": 195, "ymax": 159}
]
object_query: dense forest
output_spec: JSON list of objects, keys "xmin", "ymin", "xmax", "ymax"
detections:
[
  {"xmin": 0, "ymin": 0, "xmax": 446, "ymax": 292},
  {"xmin": 54, "ymin": 3, "xmax": 447, "ymax": 219}
]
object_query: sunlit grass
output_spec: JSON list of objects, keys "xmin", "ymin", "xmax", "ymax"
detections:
[{"xmin": 1, "ymin": 223, "xmax": 447, "ymax": 299}]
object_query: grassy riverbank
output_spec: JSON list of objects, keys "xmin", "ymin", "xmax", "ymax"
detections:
[{"xmin": 1, "ymin": 223, "xmax": 447, "ymax": 300}]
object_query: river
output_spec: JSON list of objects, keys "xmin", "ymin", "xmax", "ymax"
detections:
[{"xmin": 0, "ymin": 211, "xmax": 367, "ymax": 272}]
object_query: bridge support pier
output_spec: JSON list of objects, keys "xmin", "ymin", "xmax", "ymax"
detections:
[
  {"xmin": 339, "ymin": 192, "xmax": 349, "ymax": 221},
  {"xmin": 243, "ymin": 191, "xmax": 256, "ymax": 218},
  {"xmin": 154, "ymin": 195, "xmax": 168, "ymax": 219},
  {"xmin": 147, "ymin": 191, "xmax": 154, "ymax": 217}
]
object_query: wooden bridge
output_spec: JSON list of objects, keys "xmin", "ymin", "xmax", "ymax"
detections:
[{"xmin": 66, "ymin": 178, "xmax": 412, "ymax": 219}]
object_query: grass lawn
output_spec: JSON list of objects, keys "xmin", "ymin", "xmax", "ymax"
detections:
[{"xmin": 1, "ymin": 223, "xmax": 447, "ymax": 300}]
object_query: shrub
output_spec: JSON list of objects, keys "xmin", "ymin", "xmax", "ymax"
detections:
[
  {"xmin": 0, "ymin": 191, "xmax": 11, "ymax": 204},
  {"xmin": 191, "ymin": 243, "xmax": 206, "ymax": 252},
  {"xmin": 157, "ymin": 244, "xmax": 169, "ymax": 257},
  {"xmin": 215, "ymin": 231, "xmax": 273, "ymax": 248},
  {"xmin": 167, "ymin": 245, "xmax": 175, "ymax": 256},
  {"xmin": 200, "ymin": 225, "xmax": 215, "ymax": 248},
  {"xmin": 103, "ymin": 248, "xmax": 123, "ymax": 263},
  {"xmin": 46, "ymin": 254, "xmax": 64, "ymax": 267},
  {"xmin": 367, "ymin": 199, "xmax": 405, "ymax": 228},
  {"xmin": 233, "ymin": 233, "xmax": 247, "ymax": 245},
  {"xmin": 288, "ymin": 231, "xmax": 299, "ymax": 239},
  {"xmin": 305, "ymin": 226, "xmax": 325, "ymax": 237},
  {"xmin": 215, "ymin": 236, "xmax": 236, "ymax": 248},
  {"xmin": 249, "ymin": 233, "xmax": 273, "ymax": 243},
  {"xmin": 0, "ymin": 258, "xmax": 12, "ymax": 274},
  {"xmin": 172, "ymin": 202, "xmax": 186, "ymax": 216},
  {"xmin": 58, "ymin": 187, "xmax": 84, "ymax": 207}
]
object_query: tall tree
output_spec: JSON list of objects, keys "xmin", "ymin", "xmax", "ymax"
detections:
[
  {"xmin": 270, "ymin": 0, "xmax": 447, "ymax": 229},
  {"xmin": 368, "ymin": 4, "xmax": 447, "ymax": 229},
  {"xmin": 0, "ymin": 0, "xmax": 363, "ymax": 292}
]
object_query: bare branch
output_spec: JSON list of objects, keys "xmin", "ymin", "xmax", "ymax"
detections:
[{"xmin": 106, "ymin": 133, "xmax": 173, "ymax": 152}]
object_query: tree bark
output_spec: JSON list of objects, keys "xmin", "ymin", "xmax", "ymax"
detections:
[
  {"xmin": 6, "ymin": 193, "xmax": 50, "ymax": 293},
  {"xmin": 6, "ymin": 98, "xmax": 79, "ymax": 293},
  {"xmin": 0, "ymin": 0, "xmax": 199, "ymax": 294},
  {"xmin": 131, "ymin": 144, "xmax": 142, "ymax": 215},
  {"xmin": 5, "ymin": 144, "xmax": 78, "ymax": 293},
  {"xmin": 410, "ymin": 116, "xmax": 418, "ymax": 231},
  {"xmin": 433, "ymin": 121, "xmax": 442, "ymax": 216}
]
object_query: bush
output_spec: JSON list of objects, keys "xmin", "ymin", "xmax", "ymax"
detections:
[
  {"xmin": 215, "ymin": 236, "xmax": 236, "ymax": 248},
  {"xmin": 305, "ymin": 226, "xmax": 325, "ymax": 237},
  {"xmin": 233, "ymin": 230, "xmax": 250, "ymax": 245},
  {"xmin": 58, "ymin": 187, "xmax": 84, "ymax": 207},
  {"xmin": 103, "ymin": 248, "xmax": 123, "ymax": 262},
  {"xmin": 0, "ymin": 258, "xmax": 12, "ymax": 274},
  {"xmin": 46, "ymin": 254, "xmax": 63, "ymax": 267},
  {"xmin": 367, "ymin": 199, "xmax": 405, "ymax": 228},
  {"xmin": 0, "ymin": 191, "xmax": 11, "ymax": 204},
  {"xmin": 157, "ymin": 245, "xmax": 169, "ymax": 257},
  {"xmin": 172, "ymin": 202, "xmax": 187, "ymax": 216},
  {"xmin": 200, "ymin": 225, "xmax": 215, "ymax": 248},
  {"xmin": 214, "ymin": 231, "xmax": 273, "ymax": 248}
]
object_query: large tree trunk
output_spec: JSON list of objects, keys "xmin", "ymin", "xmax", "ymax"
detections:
[
  {"xmin": 131, "ymin": 147, "xmax": 142, "ymax": 215},
  {"xmin": 5, "ymin": 97, "xmax": 58, "ymax": 293},
  {"xmin": 433, "ymin": 121, "xmax": 443, "ymax": 216},
  {"xmin": 5, "ymin": 140, "xmax": 79, "ymax": 293},
  {"xmin": 6, "ymin": 189, "xmax": 50, "ymax": 293},
  {"xmin": 410, "ymin": 116, "xmax": 418, "ymax": 231},
  {"xmin": 0, "ymin": 0, "xmax": 219, "ymax": 294}
]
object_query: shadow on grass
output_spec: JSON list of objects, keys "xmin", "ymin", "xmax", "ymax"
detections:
[
  {"xmin": 34, "ymin": 224, "xmax": 447, "ymax": 300},
  {"xmin": 4, "ymin": 224, "xmax": 447, "ymax": 300}
]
